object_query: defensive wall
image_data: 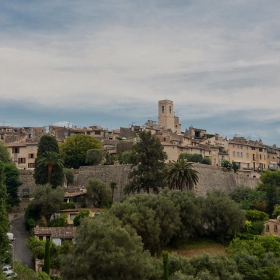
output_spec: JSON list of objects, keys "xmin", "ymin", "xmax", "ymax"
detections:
[{"xmin": 19, "ymin": 164, "xmax": 259, "ymax": 202}]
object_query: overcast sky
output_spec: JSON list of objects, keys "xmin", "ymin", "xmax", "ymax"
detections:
[{"xmin": 1, "ymin": 1, "xmax": 280, "ymax": 145}]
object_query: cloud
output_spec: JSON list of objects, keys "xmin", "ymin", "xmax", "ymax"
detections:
[{"xmin": 1, "ymin": 0, "xmax": 280, "ymax": 145}]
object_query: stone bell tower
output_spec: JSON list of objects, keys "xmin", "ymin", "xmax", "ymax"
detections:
[{"xmin": 158, "ymin": 99, "xmax": 175, "ymax": 132}]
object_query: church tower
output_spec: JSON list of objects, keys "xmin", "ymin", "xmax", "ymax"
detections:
[{"xmin": 158, "ymin": 99, "xmax": 175, "ymax": 132}]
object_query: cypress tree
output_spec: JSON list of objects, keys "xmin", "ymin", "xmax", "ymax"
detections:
[
  {"xmin": 43, "ymin": 239, "xmax": 51, "ymax": 275},
  {"xmin": 162, "ymin": 251, "xmax": 170, "ymax": 280},
  {"xmin": 34, "ymin": 135, "xmax": 64, "ymax": 188},
  {"xmin": 0, "ymin": 161, "xmax": 10, "ymax": 260}
]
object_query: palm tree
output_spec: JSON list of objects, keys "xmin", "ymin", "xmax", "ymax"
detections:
[
  {"xmin": 37, "ymin": 151, "xmax": 64, "ymax": 185},
  {"xmin": 166, "ymin": 159, "xmax": 199, "ymax": 191}
]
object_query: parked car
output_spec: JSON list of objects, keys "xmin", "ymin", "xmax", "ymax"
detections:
[
  {"xmin": 2, "ymin": 265, "xmax": 12, "ymax": 272},
  {"xmin": 6, "ymin": 233, "xmax": 14, "ymax": 242},
  {"xmin": 3, "ymin": 270, "xmax": 17, "ymax": 278}
]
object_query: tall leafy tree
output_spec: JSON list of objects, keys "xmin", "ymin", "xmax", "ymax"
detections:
[
  {"xmin": 166, "ymin": 159, "xmax": 199, "ymax": 191},
  {"xmin": 0, "ymin": 161, "xmax": 10, "ymax": 262},
  {"xmin": 60, "ymin": 214, "xmax": 156, "ymax": 280},
  {"xmin": 0, "ymin": 142, "xmax": 12, "ymax": 163},
  {"xmin": 60, "ymin": 134, "xmax": 101, "ymax": 169},
  {"xmin": 86, "ymin": 179, "xmax": 112, "ymax": 208},
  {"xmin": 29, "ymin": 185, "xmax": 64, "ymax": 223},
  {"xmin": 85, "ymin": 149, "xmax": 105, "ymax": 165},
  {"xmin": 125, "ymin": 131, "xmax": 167, "ymax": 194},
  {"xmin": 36, "ymin": 151, "xmax": 64, "ymax": 185},
  {"xmin": 34, "ymin": 135, "xmax": 64, "ymax": 188},
  {"xmin": 4, "ymin": 163, "xmax": 22, "ymax": 207},
  {"xmin": 110, "ymin": 193, "xmax": 181, "ymax": 255},
  {"xmin": 202, "ymin": 190, "xmax": 245, "ymax": 241}
]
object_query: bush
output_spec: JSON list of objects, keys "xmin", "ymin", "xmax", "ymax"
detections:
[
  {"xmin": 60, "ymin": 202, "xmax": 75, "ymax": 210},
  {"xmin": 245, "ymin": 209, "xmax": 269, "ymax": 222},
  {"xmin": 63, "ymin": 168, "xmax": 74, "ymax": 185}
]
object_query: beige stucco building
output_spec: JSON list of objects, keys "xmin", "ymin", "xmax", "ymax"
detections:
[{"xmin": 6, "ymin": 142, "xmax": 38, "ymax": 169}]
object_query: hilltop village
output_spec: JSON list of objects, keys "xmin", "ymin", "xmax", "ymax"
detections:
[{"xmin": 1, "ymin": 100, "xmax": 279, "ymax": 179}]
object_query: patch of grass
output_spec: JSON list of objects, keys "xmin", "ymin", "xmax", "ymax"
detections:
[{"xmin": 166, "ymin": 237, "xmax": 226, "ymax": 258}]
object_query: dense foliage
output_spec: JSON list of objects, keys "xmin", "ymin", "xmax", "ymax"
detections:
[
  {"xmin": 0, "ymin": 161, "xmax": 10, "ymax": 263},
  {"xmin": 85, "ymin": 149, "xmax": 105, "ymax": 165},
  {"xmin": 60, "ymin": 134, "xmax": 101, "ymax": 168},
  {"xmin": 60, "ymin": 214, "xmax": 157, "ymax": 280},
  {"xmin": 178, "ymin": 153, "xmax": 211, "ymax": 165},
  {"xmin": 27, "ymin": 185, "xmax": 64, "ymax": 223},
  {"xmin": 125, "ymin": 131, "xmax": 167, "ymax": 194},
  {"xmin": 166, "ymin": 159, "xmax": 199, "ymax": 191},
  {"xmin": 86, "ymin": 179, "xmax": 112, "ymax": 208},
  {"xmin": 4, "ymin": 163, "xmax": 21, "ymax": 207},
  {"xmin": 0, "ymin": 142, "xmax": 12, "ymax": 163},
  {"xmin": 34, "ymin": 135, "xmax": 64, "ymax": 188}
]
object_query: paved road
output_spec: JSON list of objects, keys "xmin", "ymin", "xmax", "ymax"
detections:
[{"xmin": 10, "ymin": 215, "xmax": 33, "ymax": 269}]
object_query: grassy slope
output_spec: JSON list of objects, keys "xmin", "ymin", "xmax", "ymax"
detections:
[{"xmin": 166, "ymin": 238, "xmax": 226, "ymax": 258}]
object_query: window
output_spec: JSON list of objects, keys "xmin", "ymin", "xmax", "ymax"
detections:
[
  {"xmin": 70, "ymin": 214, "xmax": 77, "ymax": 221},
  {"xmin": 18, "ymin": 158, "xmax": 26, "ymax": 164},
  {"xmin": 259, "ymin": 148, "xmax": 263, "ymax": 152},
  {"xmin": 275, "ymin": 225, "xmax": 278, "ymax": 232},
  {"xmin": 246, "ymin": 153, "xmax": 249, "ymax": 159},
  {"xmin": 46, "ymin": 236, "xmax": 50, "ymax": 241},
  {"xmin": 12, "ymin": 147, "xmax": 20, "ymax": 153},
  {"xmin": 232, "ymin": 151, "xmax": 235, "ymax": 157},
  {"xmin": 162, "ymin": 106, "xmax": 164, "ymax": 113},
  {"xmin": 260, "ymin": 154, "xmax": 262, "ymax": 160},
  {"xmin": 30, "ymin": 145, "xmax": 34, "ymax": 150},
  {"xmin": 39, "ymin": 236, "xmax": 43, "ymax": 241},
  {"xmin": 252, "ymin": 147, "xmax": 255, "ymax": 150},
  {"xmin": 29, "ymin": 153, "xmax": 34, "ymax": 158},
  {"xmin": 28, "ymin": 163, "xmax": 35, "ymax": 168},
  {"xmin": 246, "ymin": 146, "xmax": 249, "ymax": 150},
  {"xmin": 237, "ymin": 152, "xmax": 239, "ymax": 157},
  {"xmin": 169, "ymin": 106, "xmax": 171, "ymax": 113},
  {"xmin": 95, "ymin": 131, "xmax": 101, "ymax": 135},
  {"xmin": 266, "ymin": 225, "xmax": 270, "ymax": 232},
  {"xmin": 240, "ymin": 152, "xmax": 243, "ymax": 158},
  {"xmin": 232, "ymin": 145, "xmax": 235, "ymax": 148}
]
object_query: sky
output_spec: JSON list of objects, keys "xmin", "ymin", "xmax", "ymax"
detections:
[{"xmin": 1, "ymin": 1, "xmax": 280, "ymax": 145}]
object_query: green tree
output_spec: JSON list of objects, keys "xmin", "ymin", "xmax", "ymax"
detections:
[
  {"xmin": 125, "ymin": 131, "xmax": 167, "ymax": 194},
  {"xmin": 178, "ymin": 153, "xmax": 203, "ymax": 163},
  {"xmin": 118, "ymin": 150, "xmax": 132, "ymax": 164},
  {"xmin": 36, "ymin": 151, "xmax": 64, "ymax": 186},
  {"xmin": 166, "ymin": 159, "xmax": 199, "ymax": 191},
  {"xmin": 162, "ymin": 251, "xmax": 170, "ymax": 280},
  {"xmin": 60, "ymin": 134, "xmax": 101, "ymax": 169},
  {"xmin": 266, "ymin": 184, "xmax": 279, "ymax": 217},
  {"xmin": 29, "ymin": 185, "xmax": 64, "ymax": 223},
  {"xmin": 272, "ymin": 204, "xmax": 280, "ymax": 218},
  {"xmin": 161, "ymin": 190, "xmax": 203, "ymax": 245},
  {"xmin": 0, "ymin": 161, "xmax": 10, "ymax": 262},
  {"xmin": 86, "ymin": 179, "xmax": 112, "ymax": 208},
  {"xmin": 60, "ymin": 214, "xmax": 156, "ymax": 280},
  {"xmin": 34, "ymin": 135, "xmax": 64, "ymax": 188},
  {"xmin": 63, "ymin": 168, "xmax": 74, "ymax": 186},
  {"xmin": 43, "ymin": 240, "xmax": 51, "ymax": 275},
  {"xmin": 4, "ymin": 163, "xmax": 21, "ymax": 207},
  {"xmin": 202, "ymin": 190, "xmax": 245, "ymax": 241},
  {"xmin": 73, "ymin": 209, "xmax": 90, "ymax": 226},
  {"xmin": 50, "ymin": 215, "xmax": 67, "ymax": 227},
  {"xmin": 110, "ymin": 181, "xmax": 117, "ymax": 199},
  {"xmin": 0, "ymin": 142, "xmax": 12, "ymax": 163},
  {"xmin": 232, "ymin": 161, "xmax": 239, "ymax": 173},
  {"xmin": 221, "ymin": 160, "xmax": 232, "ymax": 171},
  {"xmin": 110, "ymin": 193, "xmax": 181, "ymax": 255},
  {"xmin": 245, "ymin": 209, "xmax": 269, "ymax": 222},
  {"xmin": 11, "ymin": 260, "xmax": 51, "ymax": 280},
  {"xmin": 85, "ymin": 149, "xmax": 105, "ymax": 165}
]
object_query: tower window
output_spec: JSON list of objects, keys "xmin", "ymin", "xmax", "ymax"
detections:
[
  {"xmin": 169, "ymin": 106, "xmax": 171, "ymax": 113},
  {"xmin": 162, "ymin": 106, "xmax": 164, "ymax": 113}
]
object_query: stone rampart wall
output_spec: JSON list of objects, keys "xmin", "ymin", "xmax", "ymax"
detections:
[{"xmin": 19, "ymin": 164, "xmax": 259, "ymax": 202}]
